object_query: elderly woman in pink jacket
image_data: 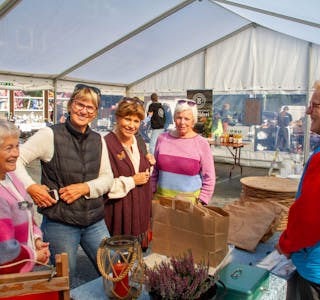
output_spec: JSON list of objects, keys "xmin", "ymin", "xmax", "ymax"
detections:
[{"xmin": 0, "ymin": 120, "xmax": 50, "ymax": 274}]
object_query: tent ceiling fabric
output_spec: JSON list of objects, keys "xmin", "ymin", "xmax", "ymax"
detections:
[
  {"xmin": 67, "ymin": 1, "xmax": 248, "ymax": 85},
  {"xmin": 214, "ymin": 0, "xmax": 320, "ymax": 45},
  {"xmin": 0, "ymin": 0, "xmax": 319, "ymax": 91}
]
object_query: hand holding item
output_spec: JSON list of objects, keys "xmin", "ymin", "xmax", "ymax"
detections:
[
  {"xmin": 59, "ymin": 183, "xmax": 90, "ymax": 204},
  {"xmin": 27, "ymin": 184, "xmax": 57, "ymax": 208},
  {"xmin": 133, "ymin": 170, "xmax": 150, "ymax": 186}
]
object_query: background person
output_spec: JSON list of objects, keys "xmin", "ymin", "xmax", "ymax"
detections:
[
  {"xmin": 0, "ymin": 120, "xmax": 50, "ymax": 274},
  {"xmin": 220, "ymin": 103, "xmax": 232, "ymax": 134},
  {"xmin": 151, "ymin": 99, "xmax": 215, "ymax": 205},
  {"xmin": 276, "ymin": 81, "xmax": 320, "ymax": 300},
  {"xmin": 104, "ymin": 98, "xmax": 154, "ymax": 246},
  {"xmin": 163, "ymin": 102, "xmax": 173, "ymax": 131},
  {"xmin": 275, "ymin": 106, "xmax": 293, "ymax": 151},
  {"xmin": 15, "ymin": 84, "xmax": 114, "ymax": 285},
  {"xmin": 147, "ymin": 92, "xmax": 165, "ymax": 154}
]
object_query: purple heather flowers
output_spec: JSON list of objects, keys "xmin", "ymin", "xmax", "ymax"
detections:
[{"xmin": 144, "ymin": 250, "xmax": 216, "ymax": 299}]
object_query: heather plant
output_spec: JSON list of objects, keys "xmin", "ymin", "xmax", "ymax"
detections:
[{"xmin": 144, "ymin": 250, "xmax": 216, "ymax": 299}]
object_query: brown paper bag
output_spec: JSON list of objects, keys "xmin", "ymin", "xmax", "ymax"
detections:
[
  {"xmin": 223, "ymin": 200, "xmax": 285, "ymax": 252},
  {"xmin": 151, "ymin": 198, "xmax": 229, "ymax": 267}
]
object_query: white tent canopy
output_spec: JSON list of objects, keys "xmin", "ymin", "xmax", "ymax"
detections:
[{"xmin": 0, "ymin": 0, "xmax": 319, "ymax": 95}]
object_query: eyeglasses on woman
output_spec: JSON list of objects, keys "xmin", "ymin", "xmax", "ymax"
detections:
[{"xmin": 72, "ymin": 100, "xmax": 97, "ymax": 114}]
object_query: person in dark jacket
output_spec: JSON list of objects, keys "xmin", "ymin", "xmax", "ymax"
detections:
[
  {"xmin": 147, "ymin": 92, "xmax": 165, "ymax": 154},
  {"xmin": 15, "ymin": 84, "xmax": 114, "ymax": 285},
  {"xmin": 104, "ymin": 97, "xmax": 154, "ymax": 244},
  {"xmin": 275, "ymin": 106, "xmax": 293, "ymax": 151}
]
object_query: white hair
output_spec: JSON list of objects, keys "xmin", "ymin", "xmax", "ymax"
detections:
[
  {"xmin": 0, "ymin": 120, "xmax": 20, "ymax": 146},
  {"xmin": 174, "ymin": 99, "xmax": 198, "ymax": 123}
]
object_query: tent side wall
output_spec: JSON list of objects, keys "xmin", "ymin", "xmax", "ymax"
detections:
[
  {"xmin": 128, "ymin": 25, "xmax": 320, "ymax": 167},
  {"xmin": 128, "ymin": 26, "xmax": 317, "ymax": 96}
]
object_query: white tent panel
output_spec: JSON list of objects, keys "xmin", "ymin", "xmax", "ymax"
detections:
[
  {"xmin": 214, "ymin": 0, "xmax": 320, "ymax": 25},
  {"xmin": 253, "ymin": 27, "xmax": 309, "ymax": 92},
  {"xmin": 206, "ymin": 27, "xmax": 255, "ymax": 93},
  {"xmin": 0, "ymin": 0, "xmax": 183, "ymax": 75},
  {"xmin": 129, "ymin": 52, "xmax": 205, "ymax": 96},
  {"xmin": 0, "ymin": 74, "xmax": 55, "ymax": 90},
  {"xmin": 309, "ymin": 44, "xmax": 320, "ymax": 88},
  {"xmin": 131, "ymin": 26, "xmax": 311, "ymax": 94},
  {"xmin": 68, "ymin": 0, "xmax": 249, "ymax": 84},
  {"xmin": 217, "ymin": 2, "xmax": 320, "ymax": 45},
  {"xmin": 0, "ymin": 0, "xmax": 319, "ymax": 92},
  {"xmin": 0, "ymin": 73, "xmax": 127, "ymax": 94}
]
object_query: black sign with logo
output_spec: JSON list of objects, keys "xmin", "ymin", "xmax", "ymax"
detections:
[{"xmin": 187, "ymin": 89, "xmax": 213, "ymax": 137}]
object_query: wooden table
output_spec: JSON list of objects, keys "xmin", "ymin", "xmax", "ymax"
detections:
[
  {"xmin": 209, "ymin": 140, "xmax": 248, "ymax": 178},
  {"xmin": 70, "ymin": 235, "xmax": 291, "ymax": 300}
]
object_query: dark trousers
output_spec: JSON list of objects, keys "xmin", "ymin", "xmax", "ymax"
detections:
[{"xmin": 297, "ymin": 272, "xmax": 320, "ymax": 300}]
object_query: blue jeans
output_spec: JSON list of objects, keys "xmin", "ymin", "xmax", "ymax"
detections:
[
  {"xmin": 149, "ymin": 128, "xmax": 164, "ymax": 154},
  {"xmin": 41, "ymin": 217, "xmax": 110, "ymax": 282}
]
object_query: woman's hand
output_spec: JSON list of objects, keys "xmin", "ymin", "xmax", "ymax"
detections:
[
  {"xmin": 27, "ymin": 184, "xmax": 57, "ymax": 208},
  {"xmin": 35, "ymin": 238, "xmax": 50, "ymax": 264},
  {"xmin": 59, "ymin": 183, "xmax": 90, "ymax": 204},
  {"xmin": 133, "ymin": 169, "xmax": 150, "ymax": 186},
  {"xmin": 146, "ymin": 153, "xmax": 156, "ymax": 166}
]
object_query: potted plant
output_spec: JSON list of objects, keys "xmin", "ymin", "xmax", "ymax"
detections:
[{"xmin": 144, "ymin": 250, "xmax": 217, "ymax": 300}]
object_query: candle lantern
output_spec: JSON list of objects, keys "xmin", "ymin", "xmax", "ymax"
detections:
[{"xmin": 97, "ymin": 235, "xmax": 144, "ymax": 299}]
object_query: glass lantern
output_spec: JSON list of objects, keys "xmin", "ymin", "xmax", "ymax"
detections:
[{"xmin": 97, "ymin": 235, "xmax": 144, "ymax": 299}]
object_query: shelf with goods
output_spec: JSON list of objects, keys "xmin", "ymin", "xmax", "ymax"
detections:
[
  {"xmin": 0, "ymin": 89, "xmax": 9, "ymax": 119},
  {"xmin": 13, "ymin": 90, "xmax": 45, "ymax": 124}
]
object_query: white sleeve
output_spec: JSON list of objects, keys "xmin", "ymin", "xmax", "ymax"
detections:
[
  {"xmin": 16, "ymin": 127, "xmax": 54, "ymax": 189},
  {"xmin": 86, "ymin": 136, "xmax": 114, "ymax": 198},
  {"xmin": 108, "ymin": 176, "xmax": 135, "ymax": 199}
]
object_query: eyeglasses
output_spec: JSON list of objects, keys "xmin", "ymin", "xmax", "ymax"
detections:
[
  {"xmin": 74, "ymin": 84, "xmax": 101, "ymax": 96},
  {"xmin": 18, "ymin": 201, "xmax": 33, "ymax": 210},
  {"xmin": 177, "ymin": 99, "xmax": 197, "ymax": 106},
  {"xmin": 122, "ymin": 97, "xmax": 144, "ymax": 106},
  {"xmin": 72, "ymin": 100, "xmax": 97, "ymax": 114}
]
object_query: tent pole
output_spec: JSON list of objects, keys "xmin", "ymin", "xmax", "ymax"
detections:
[
  {"xmin": 303, "ymin": 42, "xmax": 312, "ymax": 164},
  {"xmin": 0, "ymin": 0, "xmax": 21, "ymax": 20}
]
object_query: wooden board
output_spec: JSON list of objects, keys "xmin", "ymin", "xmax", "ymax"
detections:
[{"xmin": 240, "ymin": 176, "xmax": 299, "ymax": 193}]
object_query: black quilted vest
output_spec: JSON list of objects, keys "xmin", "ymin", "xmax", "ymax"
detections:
[{"xmin": 39, "ymin": 118, "xmax": 104, "ymax": 226}]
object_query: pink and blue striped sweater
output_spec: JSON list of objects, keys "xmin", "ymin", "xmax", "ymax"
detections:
[
  {"xmin": 0, "ymin": 172, "xmax": 42, "ymax": 274},
  {"xmin": 151, "ymin": 132, "xmax": 216, "ymax": 204}
]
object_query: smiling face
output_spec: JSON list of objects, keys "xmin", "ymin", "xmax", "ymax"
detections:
[
  {"xmin": 116, "ymin": 114, "xmax": 141, "ymax": 142},
  {"xmin": 69, "ymin": 97, "xmax": 97, "ymax": 133},
  {"xmin": 174, "ymin": 109, "xmax": 195, "ymax": 137},
  {"xmin": 0, "ymin": 136, "xmax": 19, "ymax": 179}
]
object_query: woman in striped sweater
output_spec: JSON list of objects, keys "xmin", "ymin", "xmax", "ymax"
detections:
[
  {"xmin": 0, "ymin": 120, "xmax": 50, "ymax": 274},
  {"xmin": 151, "ymin": 99, "xmax": 215, "ymax": 205}
]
